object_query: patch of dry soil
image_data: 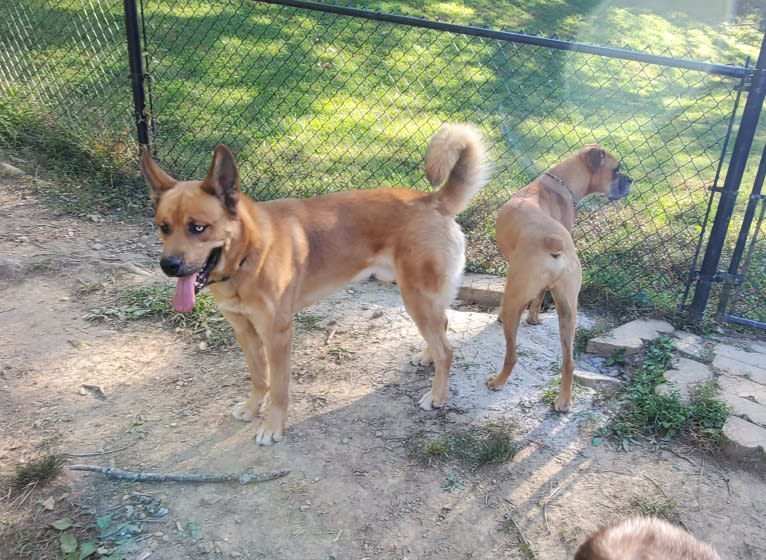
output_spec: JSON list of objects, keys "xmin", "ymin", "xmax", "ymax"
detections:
[{"xmin": 1, "ymin": 176, "xmax": 764, "ymax": 559}]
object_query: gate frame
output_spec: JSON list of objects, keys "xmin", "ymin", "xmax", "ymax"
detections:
[
  {"xmin": 716, "ymin": 137, "xmax": 766, "ymax": 330},
  {"xmin": 686, "ymin": 32, "xmax": 766, "ymax": 325}
]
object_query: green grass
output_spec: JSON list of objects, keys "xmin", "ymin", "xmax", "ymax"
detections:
[
  {"xmin": 408, "ymin": 422, "xmax": 518, "ymax": 467},
  {"xmin": 595, "ymin": 336, "xmax": 730, "ymax": 451},
  {"xmin": 85, "ymin": 285, "xmax": 235, "ymax": 348},
  {"xmin": 0, "ymin": 92, "xmax": 147, "ymax": 218},
  {"xmin": 1, "ymin": 0, "xmax": 765, "ymax": 324},
  {"xmin": 10, "ymin": 455, "xmax": 64, "ymax": 492},
  {"xmin": 629, "ymin": 495, "xmax": 680, "ymax": 523}
]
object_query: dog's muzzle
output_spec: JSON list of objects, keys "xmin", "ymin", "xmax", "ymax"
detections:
[
  {"xmin": 160, "ymin": 248, "xmax": 222, "ymax": 291},
  {"xmin": 160, "ymin": 255, "xmax": 185, "ymax": 277},
  {"xmin": 609, "ymin": 173, "xmax": 633, "ymax": 201}
]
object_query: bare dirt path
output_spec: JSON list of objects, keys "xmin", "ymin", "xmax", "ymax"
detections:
[{"xmin": 1, "ymin": 176, "xmax": 764, "ymax": 559}]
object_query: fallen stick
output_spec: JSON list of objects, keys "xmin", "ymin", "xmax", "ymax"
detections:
[{"xmin": 69, "ymin": 462, "xmax": 289, "ymax": 485}]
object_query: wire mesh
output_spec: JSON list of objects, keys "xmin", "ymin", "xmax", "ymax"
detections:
[
  {"xmin": 0, "ymin": 1, "xmax": 134, "ymax": 156},
  {"xmin": 0, "ymin": 0, "xmax": 757, "ymax": 320},
  {"xmin": 140, "ymin": 0, "xmax": 745, "ymax": 316}
]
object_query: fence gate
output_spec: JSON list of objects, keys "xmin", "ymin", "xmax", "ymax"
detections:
[
  {"xmin": 684, "ymin": 31, "xmax": 766, "ymax": 330},
  {"xmin": 716, "ymin": 143, "xmax": 766, "ymax": 330}
]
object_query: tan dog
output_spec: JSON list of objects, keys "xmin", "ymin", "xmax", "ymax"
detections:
[
  {"xmin": 487, "ymin": 145, "xmax": 632, "ymax": 411},
  {"xmin": 140, "ymin": 124, "xmax": 489, "ymax": 445},
  {"xmin": 574, "ymin": 516, "xmax": 722, "ymax": 559}
]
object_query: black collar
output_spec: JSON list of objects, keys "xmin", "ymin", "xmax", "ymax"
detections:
[
  {"xmin": 543, "ymin": 172, "xmax": 578, "ymax": 208},
  {"xmin": 208, "ymin": 253, "xmax": 249, "ymax": 286}
]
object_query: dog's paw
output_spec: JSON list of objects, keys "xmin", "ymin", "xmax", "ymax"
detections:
[
  {"xmin": 418, "ymin": 391, "xmax": 444, "ymax": 411},
  {"xmin": 410, "ymin": 348, "xmax": 433, "ymax": 367},
  {"xmin": 554, "ymin": 396, "xmax": 571, "ymax": 413},
  {"xmin": 254, "ymin": 424, "xmax": 283, "ymax": 446},
  {"xmin": 231, "ymin": 399, "xmax": 262, "ymax": 422},
  {"xmin": 486, "ymin": 375, "xmax": 505, "ymax": 391},
  {"xmin": 525, "ymin": 315, "xmax": 541, "ymax": 326}
]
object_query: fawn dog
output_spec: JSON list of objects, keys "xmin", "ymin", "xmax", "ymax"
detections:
[
  {"xmin": 487, "ymin": 145, "xmax": 632, "ymax": 411},
  {"xmin": 574, "ymin": 516, "xmax": 722, "ymax": 559},
  {"xmin": 141, "ymin": 124, "xmax": 489, "ymax": 445}
]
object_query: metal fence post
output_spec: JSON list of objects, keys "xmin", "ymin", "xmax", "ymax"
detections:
[
  {"xmin": 124, "ymin": 0, "xmax": 149, "ymax": 146},
  {"xmin": 687, "ymin": 31, "xmax": 766, "ymax": 322}
]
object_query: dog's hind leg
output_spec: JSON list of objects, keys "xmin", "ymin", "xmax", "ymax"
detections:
[
  {"xmin": 223, "ymin": 311, "xmax": 270, "ymax": 422},
  {"xmin": 399, "ymin": 284, "xmax": 453, "ymax": 411},
  {"xmin": 549, "ymin": 262, "xmax": 581, "ymax": 413},
  {"xmin": 410, "ymin": 345, "xmax": 434, "ymax": 368},
  {"xmin": 487, "ymin": 273, "xmax": 529, "ymax": 390}
]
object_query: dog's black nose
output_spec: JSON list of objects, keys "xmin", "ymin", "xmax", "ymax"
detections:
[{"xmin": 160, "ymin": 256, "xmax": 183, "ymax": 276}]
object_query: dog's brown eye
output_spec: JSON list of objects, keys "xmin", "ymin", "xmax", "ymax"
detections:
[
  {"xmin": 190, "ymin": 224, "xmax": 208, "ymax": 234},
  {"xmin": 159, "ymin": 223, "xmax": 170, "ymax": 235}
]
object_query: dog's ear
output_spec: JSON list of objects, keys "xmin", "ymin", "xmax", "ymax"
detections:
[
  {"xmin": 585, "ymin": 146, "xmax": 606, "ymax": 173},
  {"xmin": 202, "ymin": 145, "xmax": 240, "ymax": 215},
  {"xmin": 140, "ymin": 145, "xmax": 177, "ymax": 208}
]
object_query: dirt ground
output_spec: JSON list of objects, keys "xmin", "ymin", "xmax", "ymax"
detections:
[{"xmin": 1, "ymin": 173, "xmax": 765, "ymax": 560}]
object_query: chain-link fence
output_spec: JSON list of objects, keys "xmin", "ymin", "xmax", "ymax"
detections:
[
  {"xmin": 0, "ymin": 1, "xmax": 134, "ymax": 166},
  {"xmin": 1, "ymin": 0, "xmax": 762, "ymax": 323}
]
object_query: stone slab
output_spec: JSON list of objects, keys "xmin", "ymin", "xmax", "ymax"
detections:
[
  {"xmin": 656, "ymin": 357, "xmax": 713, "ymax": 401},
  {"xmin": 672, "ymin": 331, "xmax": 710, "ymax": 361},
  {"xmin": 0, "ymin": 162, "xmax": 25, "ymax": 177},
  {"xmin": 458, "ymin": 272, "xmax": 505, "ymax": 307},
  {"xmin": 586, "ymin": 319, "xmax": 675, "ymax": 357},
  {"xmin": 573, "ymin": 369, "xmax": 623, "ymax": 391},
  {"xmin": 717, "ymin": 374, "xmax": 766, "ymax": 406},
  {"xmin": 719, "ymin": 392, "xmax": 766, "ymax": 428},
  {"xmin": 712, "ymin": 343, "xmax": 766, "ymax": 385},
  {"xmin": 722, "ymin": 415, "xmax": 766, "ymax": 460}
]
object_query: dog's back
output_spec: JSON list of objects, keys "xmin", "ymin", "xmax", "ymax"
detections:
[{"xmin": 574, "ymin": 517, "xmax": 722, "ymax": 560}]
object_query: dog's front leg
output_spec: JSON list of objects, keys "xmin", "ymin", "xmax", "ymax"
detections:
[
  {"xmin": 222, "ymin": 311, "xmax": 270, "ymax": 422},
  {"xmin": 255, "ymin": 317, "xmax": 293, "ymax": 446}
]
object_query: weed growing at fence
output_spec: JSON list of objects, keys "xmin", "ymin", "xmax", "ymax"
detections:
[
  {"xmin": 595, "ymin": 336, "xmax": 730, "ymax": 451},
  {"xmin": 85, "ymin": 285, "xmax": 234, "ymax": 348},
  {"xmin": 0, "ymin": 93, "xmax": 146, "ymax": 217}
]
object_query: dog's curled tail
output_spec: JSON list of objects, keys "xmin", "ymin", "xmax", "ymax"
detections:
[{"xmin": 425, "ymin": 123, "xmax": 490, "ymax": 216}]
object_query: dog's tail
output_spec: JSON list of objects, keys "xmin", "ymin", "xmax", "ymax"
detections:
[
  {"xmin": 425, "ymin": 123, "xmax": 490, "ymax": 216},
  {"xmin": 543, "ymin": 234, "xmax": 564, "ymax": 257}
]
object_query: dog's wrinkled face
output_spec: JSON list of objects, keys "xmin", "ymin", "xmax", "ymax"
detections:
[
  {"xmin": 581, "ymin": 145, "xmax": 633, "ymax": 201},
  {"xmin": 140, "ymin": 145, "xmax": 240, "ymax": 312}
]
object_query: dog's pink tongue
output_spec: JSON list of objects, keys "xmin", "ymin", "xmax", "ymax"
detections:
[{"xmin": 172, "ymin": 274, "xmax": 197, "ymax": 313}]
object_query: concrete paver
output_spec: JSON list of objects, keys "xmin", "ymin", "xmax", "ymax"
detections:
[{"xmin": 586, "ymin": 318, "xmax": 675, "ymax": 356}]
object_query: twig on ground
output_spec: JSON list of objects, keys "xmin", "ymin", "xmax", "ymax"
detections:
[
  {"xmin": 502, "ymin": 499, "xmax": 536, "ymax": 559},
  {"xmin": 542, "ymin": 481, "xmax": 563, "ymax": 534},
  {"xmin": 69, "ymin": 462, "xmax": 289, "ymax": 485},
  {"xmin": 325, "ymin": 327, "xmax": 337, "ymax": 345}
]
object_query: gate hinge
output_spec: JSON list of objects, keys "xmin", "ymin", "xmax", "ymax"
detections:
[{"xmin": 714, "ymin": 271, "xmax": 743, "ymax": 285}]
